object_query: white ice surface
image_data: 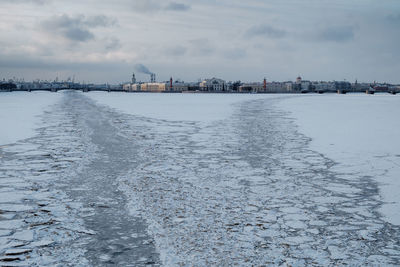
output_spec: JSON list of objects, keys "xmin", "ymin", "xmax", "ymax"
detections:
[
  {"xmin": 87, "ymin": 92, "xmax": 273, "ymax": 123},
  {"xmin": 0, "ymin": 92, "xmax": 61, "ymax": 146},
  {"xmin": 280, "ymin": 94, "xmax": 400, "ymax": 225}
]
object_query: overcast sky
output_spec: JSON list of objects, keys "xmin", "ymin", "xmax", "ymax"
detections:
[{"xmin": 0, "ymin": 0, "xmax": 399, "ymax": 83}]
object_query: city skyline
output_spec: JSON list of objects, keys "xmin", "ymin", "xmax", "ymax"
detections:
[{"xmin": 1, "ymin": 0, "xmax": 400, "ymax": 83}]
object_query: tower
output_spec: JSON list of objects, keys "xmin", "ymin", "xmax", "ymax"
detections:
[
  {"xmin": 150, "ymin": 73, "xmax": 156, "ymax": 83},
  {"xmin": 132, "ymin": 72, "xmax": 136, "ymax": 84},
  {"xmin": 263, "ymin": 78, "xmax": 267, "ymax": 90},
  {"xmin": 170, "ymin": 77, "xmax": 173, "ymax": 90}
]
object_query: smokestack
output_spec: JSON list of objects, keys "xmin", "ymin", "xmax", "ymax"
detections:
[
  {"xmin": 263, "ymin": 78, "xmax": 267, "ymax": 90},
  {"xmin": 150, "ymin": 73, "xmax": 156, "ymax": 83},
  {"xmin": 170, "ymin": 77, "xmax": 173, "ymax": 90}
]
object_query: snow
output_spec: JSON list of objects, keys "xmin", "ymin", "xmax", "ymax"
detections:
[
  {"xmin": 280, "ymin": 94, "xmax": 400, "ymax": 225},
  {"xmin": 85, "ymin": 92, "xmax": 400, "ymax": 264},
  {"xmin": 0, "ymin": 92, "xmax": 61, "ymax": 146},
  {"xmin": 87, "ymin": 92, "xmax": 272, "ymax": 123},
  {"xmin": 1, "ymin": 91, "xmax": 399, "ymax": 265}
]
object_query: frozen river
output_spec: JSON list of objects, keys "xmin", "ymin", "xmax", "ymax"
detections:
[{"xmin": 0, "ymin": 91, "xmax": 399, "ymax": 265}]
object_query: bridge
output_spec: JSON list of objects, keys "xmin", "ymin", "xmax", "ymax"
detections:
[{"xmin": 0, "ymin": 88, "xmax": 127, "ymax": 93}]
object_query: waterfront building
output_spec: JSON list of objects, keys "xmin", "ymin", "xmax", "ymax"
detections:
[
  {"xmin": 172, "ymin": 82, "xmax": 189, "ymax": 92},
  {"xmin": 140, "ymin": 83, "xmax": 168, "ymax": 92},
  {"xmin": 314, "ymin": 81, "xmax": 335, "ymax": 92},
  {"xmin": 123, "ymin": 83, "xmax": 141, "ymax": 91},
  {"xmin": 267, "ymin": 82, "xmax": 286, "ymax": 92},
  {"xmin": 301, "ymin": 80, "xmax": 311, "ymax": 92},
  {"xmin": 293, "ymin": 76, "xmax": 311, "ymax": 92},
  {"xmin": 285, "ymin": 82, "xmax": 293, "ymax": 92},
  {"xmin": 199, "ymin": 78, "xmax": 226, "ymax": 91},
  {"xmin": 239, "ymin": 83, "xmax": 264, "ymax": 93}
]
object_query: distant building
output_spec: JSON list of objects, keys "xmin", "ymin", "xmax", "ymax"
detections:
[
  {"xmin": 123, "ymin": 83, "xmax": 140, "ymax": 91},
  {"xmin": 140, "ymin": 82, "xmax": 168, "ymax": 92},
  {"xmin": 239, "ymin": 83, "xmax": 264, "ymax": 93},
  {"xmin": 172, "ymin": 82, "xmax": 189, "ymax": 91},
  {"xmin": 132, "ymin": 73, "xmax": 136, "ymax": 84},
  {"xmin": 314, "ymin": 81, "xmax": 335, "ymax": 92},
  {"xmin": 267, "ymin": 82, "xmax": 286, "ymax": 92},
  {"xmin": 285, "ymin": 82, "xmax": 293, "ymax": 92},
  {"xmin": 300, "ymin": 80, "xmax": 311, "ymax": 92},
  {"xmin": 199, "ymin": 78, "xmax": 226, "ymax": 91},
  {"xmin": 0, "ymin": 82, "xmax": 17, "ymax": 90}
]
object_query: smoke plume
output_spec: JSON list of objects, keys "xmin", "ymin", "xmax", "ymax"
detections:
[{"xmin": 135, "ymin": 64, "xmax": 153, "ymax": 75}]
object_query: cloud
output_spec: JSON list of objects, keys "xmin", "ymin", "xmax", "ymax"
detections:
[
  {"xmin": 84, "ymin": 15, "xmax": 117, "ymax": 28},
  {"xmin": 166, "ymin": 2, "xmax": 190, "ymax": 11},
  {"xmin": 105, "ymin": 37, "xmax": 122, "ymax": 51},
  {"xmin": 245, "ymin": 25, "xmax": 287, "ymax": 39},
  {"xmin": 131, "ymin": 0, "xmax": 190, "ymax": 13},
  {"xmin": 0, "ymin": 0, "xmax": 50, "ymax": 5},
  {"xmin": 41, "ymin": 14, "xmax": 116, "ymax": 42},
  {"xmin": 223, "ymin": 48, "xmax": 246, "ymax": 60},
  {"xmin": 131, "ymin": 0, "xmax": 161, "ymax": 12},
  {"xmin": 0, "ymin": 51, "xmax": 122, "ymax": 71},
  {"xmin": 165, "ymin": 45, "xmax": 187, "ymax": 56},
  {"xmin": 387, "ymin": 14, "xmax": 400, "ymax": 23},
  {"xmin": 315, "ymin": 26, "xmax": 355, "ymax": 42},
  {"xmin": 188, "ymin": 38, "xmax": 215, "ymax": 56}
]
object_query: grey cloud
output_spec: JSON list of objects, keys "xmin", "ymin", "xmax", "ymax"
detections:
[
  {"xmin": 189, "ymin": 38, "xmax": 215, "ymax": 56},
  {"xmin": 0, "ymin": 52, "xmax": 121, "ymax": 71},
  {"xmin": 165, "ymin": 45, "xmax": 187, "ymax": 56},
  {"xmin": 245, "ymin": 25, "xmax": 287, "ymax": 38},
  {"xmin": 166, "ymin": 2, "xmax": 190, "ymax": 11},
  {"xmin": 131, "ymin": 0, "xmax": 161, "ymax": 12},
  {"xmin": 223, "ymin": 48, "xmax": 246, "ymax": 60},
  {"xmin": 84, "ymin": 15, "xmax": 117, "ymax": 28},
  {"xmin": 131, "ymin": 0, "xmax": 190, "ymax": 13},
  {"xmin": 0, "ymin": 0, "xmax": 50, "ymax": 5},
  {"xmin": 41, "ymin": 14, "xmax": 116, "ymax": 42},
  {"xmin": 387, "ymin": 14, "xmax": 400, "ymax": 23},
  {"xmin": 64, "ymin": 28, "xmax": 94, "ymax": 42},
  {"xmin": 105, "ymin": 38, "xmax": 122, "ymax": 51},
  {"xmin": 315, "ymin": 26, "xmax": 355, "ymax": 42}
]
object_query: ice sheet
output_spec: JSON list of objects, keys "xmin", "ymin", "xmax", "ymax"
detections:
[
  {"xmin": 280, "ymin": 94, "xmax": 400, "ymax": 225},
  {"xmin": 87, "ymin": 92, "xmax": 273, "ymax": 123},
  {"xmin": 0, "ymin": 92, "xmax": 61, "ymax": 145}
]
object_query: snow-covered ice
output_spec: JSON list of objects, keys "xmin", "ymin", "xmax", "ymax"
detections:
[
  {"xmin": 1, "ymin": 91, "xmax": 399, "ymax": 266},
  {"xmin": 88, "ymin": 91, "xmax": 271, "ymax": 123},
  {"xmin": 87, "ymin": 92, "xmax": 400, "ymax": 265},
  {"xmin": 0, "ymin": 92, "xmax": 61, "ymax": 145},
  {"xmin": 280, "ymin": 94, "xmax": 400, "ymax": 225}
]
